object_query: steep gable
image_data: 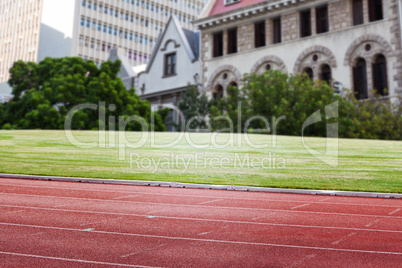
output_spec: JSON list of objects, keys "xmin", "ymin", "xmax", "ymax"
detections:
[{"xmin": 145, "ymin": 16, "xmax": 199, "ymax": 74}]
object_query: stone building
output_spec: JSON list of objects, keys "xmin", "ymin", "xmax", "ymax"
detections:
[{"xmin": 193, "ymin": 0, "xmax": 402, "ymax": 102}]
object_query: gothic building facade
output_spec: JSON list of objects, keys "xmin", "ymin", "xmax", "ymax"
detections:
[{"xmin": 194, "ymin": 0, "xmax": 402, "ymax": 102}]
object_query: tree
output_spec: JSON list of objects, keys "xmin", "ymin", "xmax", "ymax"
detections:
[
  {"xmin": 0, "ymin": 57, "xmax": 167, "ymax": 131},
  {"xmin": 177, "ymin": 85, "xmax": 209, "ymax": 131},
  {"xmin": 208, "ymin": 84, "xmax": 247, "ymax": 133},
  {"xmin": 208, "ymin": 71, "xmax": 339, "ymax": 137},
  {"xmin": 208, "ymin": 70, "xmax": 401, "ymax": 140}
]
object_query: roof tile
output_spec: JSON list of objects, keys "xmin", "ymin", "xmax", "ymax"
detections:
[{"xmin": 209, "ymin": 0, "xmax": 267, "ymax": 16}]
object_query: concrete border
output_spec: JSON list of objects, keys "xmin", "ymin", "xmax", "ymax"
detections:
[{"xmin": 0, "ymin": 173, "xmax": 401, "ymax": 199}]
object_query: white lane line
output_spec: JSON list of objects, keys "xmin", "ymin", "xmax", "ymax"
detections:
[
  {"xmin": 319, "ymin": 197, "xmax": 333, "ymax": 202},
  {"xmin": 388, "ymin": 208, "xmax": 401, "ymax": 215},
  {"xmin": 53, "ymin": 204, "xmax": 72, "ymax": 208},
  {"xmin": 291, "ymin": 204, "xmax": 310, "ymax": 210},
  {"xmin": 113, "ymin": 195, "xmax": 141, "ymax": 200},
  {"xmin": 120, "ymin": 252, "xmax": 139, "ymax": 259},
  {"xmin": 0, "ymin": 182, "xmax": 399, "ymax": 208},
  {"xmin": 120, "ymin": 244, "xmax": 166, "ymax": 258},
  {"xmin": 365, "ymin": 219, "xmax": 382, "ymax": 228},
  {"xmin": 147, "ymin": 211, "xmax": 161, "ymax": 214},
  {"xmin": 198, "ymin": 199, "xmax": 222, "ymax": 205},
  {"xmin": 289, "ymin": 254, "xmax": 317, "ymax": 268},
  {"xmin": 332, "ymin": 232, "xmax": 358, "ymax": 245},
  {"xmin": 79, "ymin": 216, "xmax": 125, "ymax": 227},
  {"xmin": 1, "ymin": 222, "xmax": 401, "ymax": 256},
  {"xmin": 0, "ymin": 251, "xmax": 158, "ymax": 267},
  {"xmin": 1, "ymin": 193, "xmax": 400, "ymax": 218},
  {"xmin": 29, "ymin": 232, "xmax": 45, "ymax": 237},
  {"xmin": 198, "ymin": 232, "xmax": 213, "ymax": 236},
  {"xmin": 4, "ymin": 210, "xmax": 25, "ymax": 215},
  {"xmin": 0, "ymin": 205, "xmax": 401, "ymax": 233}
]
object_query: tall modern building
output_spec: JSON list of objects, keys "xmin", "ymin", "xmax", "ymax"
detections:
[{"xmin": 0, "ymin": 0, "xmax": 208, "ymax": 90}]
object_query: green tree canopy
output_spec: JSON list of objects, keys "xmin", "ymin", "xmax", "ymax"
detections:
[
  {"xmin": 0, "ymin": 57, "xmax": 166, "ymax": 131},
  {"xmin": 177, "ymin": 85, "xmax": 209, "ymax": 131},
  {"xmin": 208, "ymin": 70, "xmax": 401, "ymax": 140}
]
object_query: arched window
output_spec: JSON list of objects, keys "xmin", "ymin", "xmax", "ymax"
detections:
[
  {"xmin": 303, "ymin": 67, "xmax": 314, "ymax": 81},
  {"xmin": 372, "ymin": 54, "xmax": 388, "ymax": 96},
  {"xmin": 353, "ymin": 58, "xmax": 368, "ymax": 100},
  {"xmin": 320, "ymin": 64, "xmax": 332, "ymax": 84},
  {"xmin": 213, "ymin": 85, "xmax": 224, "ymax": 99}
]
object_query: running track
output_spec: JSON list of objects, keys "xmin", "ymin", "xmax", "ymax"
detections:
[{"xmin": 0, "ymin": 178, "xmax": 401, "ymax": 267}]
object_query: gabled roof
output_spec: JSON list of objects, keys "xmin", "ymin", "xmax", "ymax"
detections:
[
  {"xmin": 182, "ymin": 28, "xmax": 200, "ymax": 59},
  {"xmin": 143, "ymin": 15, "xmax": 200, "ymax": 74},
  {"xmin": 195, "ymin": 0, "xmax": 299, "ymax": 29},
  {"xmin": 109, "ymin": 47, "xmax": 136, "ymax": 78}
]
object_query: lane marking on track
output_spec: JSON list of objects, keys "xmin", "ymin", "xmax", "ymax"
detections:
[
  {"xmin": 332, "ymin": 232, "xmax": 357, "ymax": 245},
  {"xmin": 289, "ymin": 254, "xmax": 317, "ymax": 267},
  {"xmin": 120, "ymin": 243, "xmax": 166, "ymax": 259},
  {"xmin": 29, "ymin": 232, "xmax": 45, "ymax": 237},
  {"xmin": 198, "ymin": 199, "xmax": 222, "ymax": 205},
  {"xmin": 365, "ymin": 219, "xmax": 382, "ymax": 228},
  {"xmin": 79, "ymin": 216, "xmax": 125, "ymax": 227},
  {"xmin": 1, "ymin": 205, "xmax": 401, "ymax": 233},
  {"xmin": 4, "ymin": 210, "xmax": 25, "ymax": 215},
  {"xmin": 113, "ymin": 195, "xmax": 141, "ymax": 200},
  {"xmin": 53, "ymin": 204, "xmax": 72, "ymax": 208},
  {"xmin": 1, "ymin": 193, "xmax": 400, "ymax": 218},
  {"xmin": 0, "ymin": 251, "xmax": 159, "ymax": 267},
  {"xmin": 319, "ymin": 197, "xmax": 333, "ymax": 202},
  {"xmin": 1, "ymin": 222, "xmax": 402, "ymax": 255},
  {"xmin": 0, "ymin": 182, "xmax": 399, "ymax": 208},
  {"xmin": 147, "ymin": 210, "xmax": 162, "ymax": 214},
  {"xmin": 388, "ymin": 208, "xmax": 401, "ymax": 215},
  {"xmin": 198, "ymin": 231, "xmax": 213, "ymax": 236},
  {"xmin": 291, "ymin": 204, "xmax": 310, "ymax": 210}
]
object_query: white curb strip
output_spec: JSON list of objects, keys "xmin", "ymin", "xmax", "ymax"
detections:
[{"xmin": 0, "ymin": 173, "xmax": 401, "ymax": 199}]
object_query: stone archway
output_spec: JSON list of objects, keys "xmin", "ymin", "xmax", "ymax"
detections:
[
  {"xmin": 293, "ymin": 46, "xmax": 337, "ymax": 80},
  {"xmin": 206, "ymin": 65, "xmax": 242, "ymax": 97},
  {"xmin": 344, "ymin": 34, "xmax": 394, "ymax": 66},
  {"xmin": 345, "ymin": 35, "xmax": 394, "ymax": 98},
  {"xmin": 250, "ymin": 55, "xmax": 287, "ymax": 74}
]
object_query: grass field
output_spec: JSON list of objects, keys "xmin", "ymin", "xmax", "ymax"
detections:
[{"xmin": 0, "ymin": 130, "xmax": 401, "ymax": 193}]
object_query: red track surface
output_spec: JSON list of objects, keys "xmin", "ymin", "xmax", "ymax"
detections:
[{"xmin": 0, "ymin": 178, "xmax": 401, "ymax": 267}]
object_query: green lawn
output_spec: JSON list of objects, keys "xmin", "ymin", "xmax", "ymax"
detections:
[{"xmin": 0, "ymin": 130, "xmax": 401, "ymax": 193}]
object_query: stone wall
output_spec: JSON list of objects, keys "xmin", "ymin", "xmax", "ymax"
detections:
[
  {"xmin": 265, "ymin": 19, "xmax": 273, "ymax": 45},
  {"xmin": 237, "ymin": 23, "xmax": 254, "ymax": 52},
  {"xmin": 328, "ymin": 0, "xmax": 351, "ymax": 31},
  {"xmin": 363, "ymin": 0, "xmax": 369, "ymax": 23},
  {"xmin": 201, "ymin": 32, "xmax": 209, "ymax": 87},
  {"xmin": 311, "ymin": 7, "xmax": 317, "ymax": 35},
  {"xmin": 281, "ymin": 12, "xmax": 299, "ymax": 42},
  {"xmin": 389, "ymin": 0, "xmax": 402, "ymax": 95}
]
